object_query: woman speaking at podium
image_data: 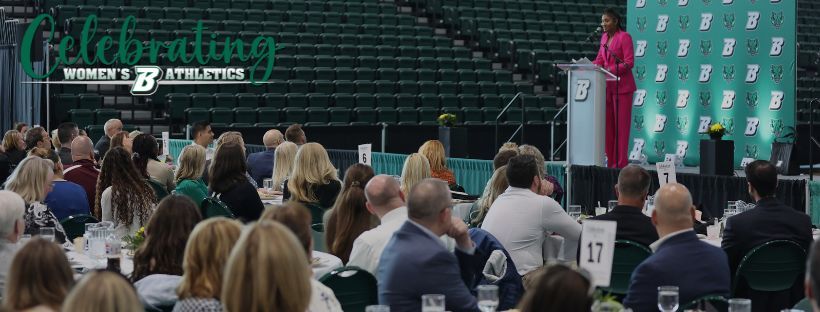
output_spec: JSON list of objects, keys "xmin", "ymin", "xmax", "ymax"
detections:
[{"xmin": 593, "ymin": 8, "xmax": 636, "ymax": 168}]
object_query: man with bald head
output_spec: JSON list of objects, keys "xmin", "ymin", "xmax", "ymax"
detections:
[
  {"xmin": 247, "ymin": 129, "xmax": 284, "ymax": 186},
  {"xmin": 623, "ymin": 183, "xmax": 730, "ymax": 311},
  {"xmin": 378, "ymin": 178, "xmax": 478, "ymax": 312},
  {"xmin": 590, "ymin": 165, "xmax": 658, "ymax": 246},
  {"xmin": 95, "ymin": 119, "xmax": 122, "ymax": 158},
  {"xmin": 348, "ymin": 175, "xmax": 408, "ymax": 274},
  {"xmin": 64, "ymin": 136, "xmax": 100, "ymax": 208}
]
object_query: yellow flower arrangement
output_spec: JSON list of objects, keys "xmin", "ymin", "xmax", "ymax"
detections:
[
  {"xmin": 437, "ymin": 113, "xmax": 457, "ymax": 127},
  {"xmin": 123, "ymin": 227, "xmax": 145, "ymax": 251},
  {"xmin": 707, "ymin": 122, "xmax": 725, "ymax": 139}
]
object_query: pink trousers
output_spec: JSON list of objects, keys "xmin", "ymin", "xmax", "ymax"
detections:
[{"xmin": 605, "ymin": 90, "xmax": 634, "ymax": 168}]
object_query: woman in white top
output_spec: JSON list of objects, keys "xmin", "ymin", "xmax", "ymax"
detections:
[
  {"xmin": 132, "ymin": 133, "xmax": 175, "ymax": 194},
  {"xmin": 99, "ymin": 147, "xmax": 156, "ymax": 238}
]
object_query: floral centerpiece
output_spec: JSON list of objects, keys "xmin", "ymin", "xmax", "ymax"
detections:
[
  {"xmin": 707, "ymin": 122, "xmax": 726, "ymax": 140},
  {"xmin": 122, "ymin": 226, "xmax": 145, "ymax": 254},
  {"xmin": 437, "ymin": 113, "xmax": 457, "ymax": 127},
  {"xmin": 592, "ymin": 291, "xmax": 626, "ymax": 311}
]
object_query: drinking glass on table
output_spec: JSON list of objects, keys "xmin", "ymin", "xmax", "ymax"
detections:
[
  {"xmin": 18, "ymin": 234, "xmax": 31, "ymax": 246},
  {"xmin": 365, "ymin": 305, "xmax": 390, "ymax": 312},
  {"xmin": 567, "ymin": 205, "xmax": 582, "ymax": 221},
  {"xmin": 657, "ymin": 286, "xmax": 679, "ymax": 312},
  {"xmin": 263, "ymin": 178, "xmax": 274, "ymax": 192},
  {"xmin": 607, "ymin": 200, "xmax": 618, "ymax": 212},
  {"xmin": 40, "ymin": 227, "xmax": 55, "ymax": 242},
  {"xmin": 728, "ymin": 298, "xmax": 751, "ymax": 312},
  {"xmin": 421, "ymin": 294, "xmax": 445, "ymax": 312},
  {"xmin": 477, "ymin": 285, "xmax": 499, "ymax": 312}
]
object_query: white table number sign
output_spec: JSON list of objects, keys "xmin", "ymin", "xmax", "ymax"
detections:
[
  {"xmin": 656, "ymin": 161, "xmax": 677, "ymax": 186},
  {"xmin": 161, "ymin": 131, "xmax": 170, "ymax": 157},
  {"xmin": 579, "ymin": 220, "xmax": 617, "ymax": 287},
  {"xmin": 358, "ymin": 144, "xmax": 372, "ymax": 166}
]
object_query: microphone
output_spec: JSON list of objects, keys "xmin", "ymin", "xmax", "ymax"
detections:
[{"xmin": 586, "ymin": 27, "xmax": 602, "ymax": 43}]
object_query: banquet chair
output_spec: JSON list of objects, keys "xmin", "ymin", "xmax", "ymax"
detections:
[
  {"xmin": 305, "ymin": 202, "xmax": 325, "ymax": 225},
  {"xmin": 732, "ymin": 240, "xmax": 806, "ymax": 295},
  {"xmin": 312, "ymin": 223, "xmax": 327, "ymax": 252},
  {"xmin": 682, "ymin": 295, "xmax": 728, "ymax": 312},
  {"xmin": 146, "ymin": 179, "xmax": 169, "ymax": 201},
  {"xmin": 793, "ymin": 298, "xmax": 812, "ymax": 311},
  {"xmin": 59, "ymin": 214, "xmax": 99, "ymax": 240},
  {"xmin": 319, "ymin": 266, "xmax": 378, "ymax": 312},
  {"xmin": 600, "ymin": 240, "xmax": 652, "ymax": 295},
  {"xmin": 200, "ymin": 197, "xmax": 235, "ymax": 219}
]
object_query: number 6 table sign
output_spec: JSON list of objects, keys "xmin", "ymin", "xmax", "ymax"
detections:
[
  {"xmin": 579, "ymin": 220, "xmax": 617, "ymax": 287},
  {"xmin": 358, "ymin": 144, "xmax": 372, "ymax": 166}
]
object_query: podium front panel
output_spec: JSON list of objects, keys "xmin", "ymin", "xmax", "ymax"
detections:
[{"xmin": 567, "ymin": 68, "xmax": 607, "ymax": 167}]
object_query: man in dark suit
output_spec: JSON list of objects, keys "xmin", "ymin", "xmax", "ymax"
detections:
[
  {"xmin": 246, "ymin": 129, "xmax": 283, "ymax": 186},
  {"xmin": 378, "ymin": 178, "xmax": 479, "ymax": 312},
  {"xmin": 722, "ymin": 160, "xmax": 812, "ymax": 311},
  {"xmin": 624, "ymin": 183, "xmax": 730, "ymax": 311},
  {"xmin": 589, "ymin": 165, "xmax": 658, "ymax": 247}
]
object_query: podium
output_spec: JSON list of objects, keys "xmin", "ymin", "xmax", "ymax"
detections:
[{"xmin": 557, "ymin": 63, "xmax": 617, "ymax": 205}]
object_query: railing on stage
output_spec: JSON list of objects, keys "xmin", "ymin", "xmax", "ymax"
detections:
[{"xmin": 494, "ymin": 92, "xmax": 525, "ymax": 150}]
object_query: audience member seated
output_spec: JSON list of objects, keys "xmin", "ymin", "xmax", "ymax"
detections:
[
  {"xmin": 283, "ymin": 142, "xmax": 342, "ymax": 209},
  {"xmin": 481, "ymin": 155, "xmax": 581, "ymax": 278},
  {"xmin": 132, "ymin": 195, "xmax": 202, "ymax": 310},
  {"xmin": 4, "ymin": 238, "xmax": 74, "ymax": 312},
  {"xmin": 588, "ymin": 165, "xmax": 658, "ymax": 247},
  {"xmin": 623, "ymin": 183, "xmax": 730, "ymax": 311},
  {"xmin": 518, "ymin": 145, "xmax": 563, "ymax": 201},
  {"xmin": 493, "ymin": 149, "xmax": 518, "ymax": 170},
  {"xmin": 175, "ymin": 217, "xmax": 242, "ymax": 312},
  {"xmin": 400, "ymin": 153, "xmax": 431, "ymax": 196},
  {"xmin": 4, "ymin": 156, "xmax": 69, "ymax": 244},
  {"xmin": 133, "ymin": 134, "xmax": 175, "ymax": 194},
  {"xmin": 722, "ymin": 160, "xmax": 812, "ymax": 311},
  {"xmin": 190, "ymin": 121, "xmax": 215, "ymax": 161},
  {"xmin": 64, "ymin": 136, "xmax": 99, "ymax": 209},
  {"xmin": 348, "ymin": 175, "xmax": 408, "ymax": 274},
  {"xmin": 98, "ymin": 147, "xmax": 157, "ymax": 238},
  {"xmin": 469, "ymin": 165, "xmax": 508, "ymax": 228},
  {"xmin": 174, "ymin": 145, "xmax": 208, "ymax": 208},
  {"xmin": 1, "ymin": 130, "xmax": 27, "ymax": 183},
  {"xmin": 203, "ymin": 131, "xmax": 257, "ymax": 188},
  {"xmin": 51, "ymin": 129, "xmax": 61, "ymax": 155},
  {"xmin": 516, "ymin": 265, "xmax": 593, "ymax": 312},
  {"xmin": 24, "ymin": 126, "xmax": 51, "ymax": 152},
  {"xmin": 222, "ymin": 220, "xmax": 342, "ymax": 312},
  {"xmin": 95, "ymin": 118, "xmax": 122, "ymax": 157},
  {"xmin": 29, "ymin": 147, "xmax": 90, "ymax": 221},
  {"xmin": 325, "ymin": 163, "xmax": 376, "ymax": 263},
  {"xmin": 418, "ymin": 140, "xmax": 457, "ymax": 187},
  {"xmin": 285, "ymin": 123, "xmax": 307, "ymax": 146},
  {"xmin": 261, "ymin": 202, "xmax": 343, "ymax": 279},
  {"xmin": 62, "ymin": 271, "xmax": 143, "ymax": 312},
  {"xmin": 14, "ymin": 122, "xmax": 28, "ymax": 136},
  {"xmin": 0, "ymin": 191, "xmax": 24, "ymax": 294},
  {"xmin": 271, "ymin": 141, "xmax": 298, "ymax": 192},
  {"xmin": 208, "ymin": 142, "xmax": 264, "ymax": 222},
  {"xmin": 109, "ymin": 131, "xmax": 133, "ymax": 153},
  {"xmin": 378, "ymin": 178, "xmax": 479, "ymax": 312},
  {"xmin": 247, "ymin": 129, "xmax": 283, "ymax": 186},
  {"xmin": 56, "ymin": 122, "xmax": 78, "ymax": 165}
]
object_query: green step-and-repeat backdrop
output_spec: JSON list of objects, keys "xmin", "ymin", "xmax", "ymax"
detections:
[{"xmin": 627, "ymin": 0, "xmax": 795, "ymax": 167}]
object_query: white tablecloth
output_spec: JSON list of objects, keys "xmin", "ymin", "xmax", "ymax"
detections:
[
  {"xmin": 67, "ymin": 250, "xmax": 134, "ymax": 276},
  {"xmin": 312, "ymin": 250, "xmax": 343, "ymax": 279}
]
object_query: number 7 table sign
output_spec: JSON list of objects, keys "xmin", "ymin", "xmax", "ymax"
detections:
[
  {"xmin": 655, "ymin": 161, "xmax": 677, "ymax": 187},
  {"xmin": 579, "ymin": 220, "xmax": 617, "ymax": 287}
]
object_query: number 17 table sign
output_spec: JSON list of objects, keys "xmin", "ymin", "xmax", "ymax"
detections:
[{"xmin": 579, "ymin": 220, "xmax": 617, "ymax": 287}]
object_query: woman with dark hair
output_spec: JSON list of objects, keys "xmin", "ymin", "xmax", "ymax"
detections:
[
  {"xmin": 132, "ymin": 195, "xmax": 202, "ymax": 309},
  {"xmin": 517, "ymin": 265, "xmax": 593, "ymax": 312},
  {"xmin": 593, "ymin": 7, "xmax": 636, "ymax": 169},
  {"xmin": 109, "ymin": 131, "xmax": 133, "ymax": 153},
  {"xmin": 325, "ymin": 163, "xmax": 376, "ymax": 263},
  {"xmin": 97, "ymin": 147, "xmax": 156, "ymax": 238},
  {"xmin": 132, "ymin": 133, "xmax": 175, "ymax": 194},
  {"xmin": 209, "ymin": 142, "xmax": 264, "ymax": 222}
]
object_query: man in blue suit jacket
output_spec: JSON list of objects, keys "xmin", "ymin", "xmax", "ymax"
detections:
[
  {"xmin": 246, "ymin": 129, "xmax": 282, "ymax": 186},
  {"xmin": 624, "ymin": 183, "xmax": 730, "ymax": 311},
  {"xmin": 378, "ymin": 179, "xmax": 479, "ymax": 312}
]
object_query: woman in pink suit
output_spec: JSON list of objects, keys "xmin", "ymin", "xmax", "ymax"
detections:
[{"xmin": 593, "ymin": 8, "xmax": 637, "ymax": 169}]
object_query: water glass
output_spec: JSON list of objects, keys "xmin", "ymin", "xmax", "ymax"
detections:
[
  {"xmin": 706, "ymin": 224, "xmax": 720, "ymax": 239},
  {"xmin": 39, "ymin": 227, "xmax": 55, "ymax": 242},
  {"xmin": 728, "ymin": 298, "xmax": 751, "ymax": 312},
  {"xmin": 263, "ymin": 178, "xmax": 274, "ymax": 192},
  {"xmin": 607, "ymin": 200, "xmax": 618, "ymax": 212},
  {"xmin": 365, "ymin": 305, "xmax": 390, "ymax": 312},
  {"xmin": 567, "ymin": 205, "xmax": 583, "ymax": 220},
  {"xmin": 477, "ymin": 285, "xmax": 499, "ymax": 312},
  {"xmin": 18, "ymin": 234, "xmax": 31, "ymax": 246},
  {"xmin": 421, "ymin": 294, "xmax": 445, "ymax": 312},
  {"xmin": 657, "ymin": 286, "xmax": 679, "ymax": 312}
]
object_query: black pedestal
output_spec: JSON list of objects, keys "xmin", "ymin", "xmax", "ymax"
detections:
[
  {"xmin": 439, "ymin": 127, "xmax": 468, "ymax": 158},
  {"xmin": 700, "ymin": 139, "xmax": 734, "ymax": 176}
]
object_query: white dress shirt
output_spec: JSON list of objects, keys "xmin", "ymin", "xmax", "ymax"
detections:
[
  {"xmin": 481, "ymin": 186, "xmax": 582, "ymax": 275},
  {"xmin": 347, "ymin": 206, "xmax": 456, "ymax": 275},
  {"xmin": 649, "ymin": 228, "xmax": 693, "ymax": 252}
]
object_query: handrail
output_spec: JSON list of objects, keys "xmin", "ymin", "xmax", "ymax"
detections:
[
  {"xmin": 494, "ymin": 92, "xmax": 525, "ymax": 149},
  {"xmin": 550, "ymin": 103, "xmax": 568, "ymax": 160}
]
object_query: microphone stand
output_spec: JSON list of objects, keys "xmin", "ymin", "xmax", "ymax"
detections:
[{"xmin": 602, "ymin": 40, "xmax": 624, "ymax": 168}]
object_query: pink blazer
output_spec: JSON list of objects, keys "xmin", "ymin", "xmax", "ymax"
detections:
[{"xmin": 593, "ymin": 30, "xmax": 637, "ymax": 94}]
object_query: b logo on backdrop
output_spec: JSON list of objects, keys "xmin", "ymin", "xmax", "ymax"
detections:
[
  {"xmin": 636, "ymin": 40, "xmax": 648, "ymax": 57},
  {"xmin": 678, "ymin": 40, "xmax": 690, "ymax": 57}
]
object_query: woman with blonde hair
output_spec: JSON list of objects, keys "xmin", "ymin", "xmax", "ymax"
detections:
[
  {"xmin": 62, "ymin": 271, "xmax": 142, "ymax": 312},
  {"xmin": 3, "ymin": 156, "xmax": 69, "ymax": 244},
  {"xmin": 400, "ymin": 153, "xmax": 431, "ymax": 196},
  {"xmin": 283, "ymin": 142, "xmax": 341, "ymax": 209},
  {"xmin": 174, "ymin": 144, "xmax": 208, "ymax": 208},
  {"xmin": 222, "ymin": 220, "xmax": 341, "ymax": 312},
  {"xmin": 4, "ymin": 238, "xmax": 74, "ymax": 311},
  {"xmin": 27, "ymin": 148, "xmax": 89, "ymax": 221},
  {"xmin": 418, "ymin": 140, "xmax": 457, "ymax": 187},
  {"xmin": 469, "ymin": 165, "xmax": 509, "ymax": 228},
  {"xmin": 271, "ymin": 141, "xmax": 298, "ymax": 192},
  {"xmin": 175, "ymin": 217, "xmax": 242, "ymax": 311},
  {"xmin": 2, "ymin": 130, "xmax": 27, "ymax": 166},
  {"xmin": 325, "ymin": 163, "xmax": 376, "ymax": 263}
]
